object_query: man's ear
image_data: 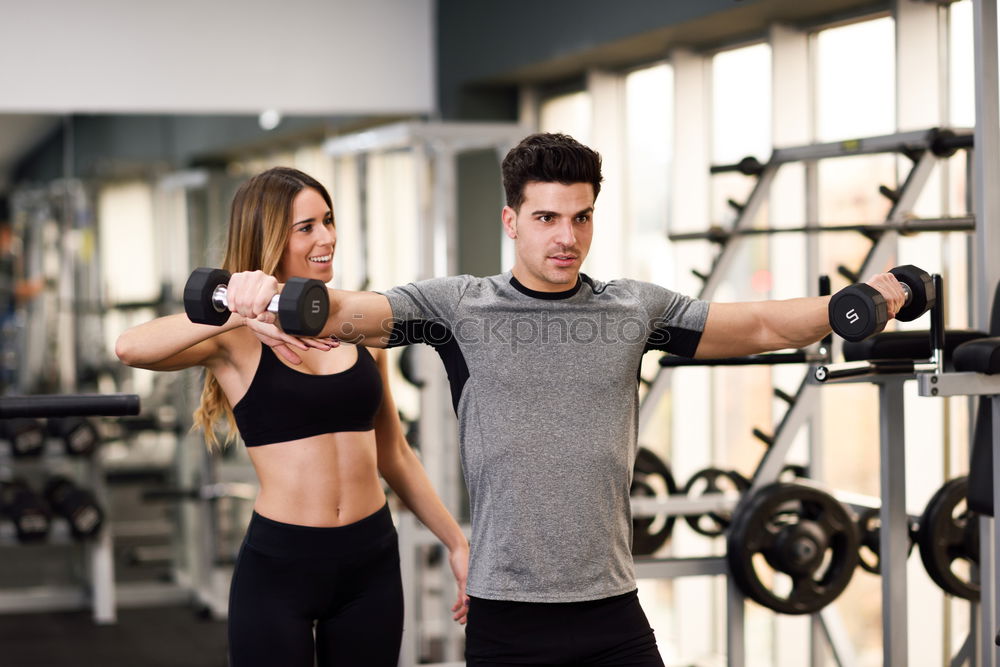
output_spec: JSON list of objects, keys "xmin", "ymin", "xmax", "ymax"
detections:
[{"xmin": 501, "ymin": 206, "xmax": 517, "ymax": 239}]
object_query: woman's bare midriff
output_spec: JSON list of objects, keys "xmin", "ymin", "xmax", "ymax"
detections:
[
  {"xmin": 247, "ymin": 430, "xmax": 386, "ymax": 527},
  {"xmin": 208, "ymin": 333, "xmax": 386, "ymax": 526}
]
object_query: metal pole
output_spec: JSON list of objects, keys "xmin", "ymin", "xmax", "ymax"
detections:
[
  {"xmin": 972, "ymin": 0, "xmax": 1000, "ymax": 330},
  {"xmin": 879, "ymin": 377, "xmax": 908, "ymax": 666},
  {"xmin": 973, "ymin": 3, "xmax": 1000, "ymax": 663},
  {"xmin": 726, "ymin": 577, "xmax": 745, "ymax": 667},
  {"xmin": 88, "ymin": 452, "xmax": 116, "ymax": 624},
  {"xmin": 990, "ymin": 395, "xmax": 1000, "ymax": 666}
]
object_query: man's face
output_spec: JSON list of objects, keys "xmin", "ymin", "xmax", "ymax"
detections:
[{"xmin": 502, "ymin": 181, "xmax": 594, "ymax": 292}]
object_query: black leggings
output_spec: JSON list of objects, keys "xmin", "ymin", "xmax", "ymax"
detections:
[{"xmin": 227, "ymin": 505, "xmax": 403, "ymax": 667}]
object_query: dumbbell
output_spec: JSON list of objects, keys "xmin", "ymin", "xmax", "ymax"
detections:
[
  {"xmin": 0, "ymin": 479, "xmax": 51, "ymax": 543},
  {"xmin": 184, "ymin": 267, "xmax": 330, "ymax": 336},
  {"xmin": 0, "ymin": 418, "xmax": 46, "ymax": 457},
  {"xmin": 44, "ymin": 476, "xmax": 104, "ymax": 540},
  {"xmin": 46, "ymin": 417, "xmax": 100, "ymax": 457},
  {"xmin": 828, "ymin": 265, "xmax": 935, "ymax": 342}
]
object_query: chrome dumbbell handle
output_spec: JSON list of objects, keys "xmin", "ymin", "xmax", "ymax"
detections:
[{"xmin": 211, "ymin": 285, "xmax": 282, "ymax": 316}]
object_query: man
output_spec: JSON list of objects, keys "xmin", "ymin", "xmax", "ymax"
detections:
[{"xmin": 227, "ymin": 133, "xmax": 905, "ymax": 665}]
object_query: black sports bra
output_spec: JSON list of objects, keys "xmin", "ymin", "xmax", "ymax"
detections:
[{"xmin": 232, "ymin": 344, "xmax": 383, "ymax": 447}]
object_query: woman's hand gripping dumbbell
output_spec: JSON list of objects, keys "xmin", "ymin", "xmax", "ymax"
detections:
[
  {"xmin": 828, "ymin": 265, "xmax": 936, "ymax": 342},
  {"xmin": 184, "ymin": 268, "xmax": 330, "ymax": 336}
]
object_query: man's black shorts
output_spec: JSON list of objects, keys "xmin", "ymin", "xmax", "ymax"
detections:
[{"xmin": 465, "ymin": 589, "xmax": 665, "ymax": 666}]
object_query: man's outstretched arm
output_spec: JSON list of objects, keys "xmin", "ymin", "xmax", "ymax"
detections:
[
  {"xmin": 694, "ymin": 272, "xmax": 906, "ymax": 359},
  {"xmin": 320, "ymin": 289, "xmax": 395, "ymax": 347},
  {"xmin": 222, "ymin": 271, "xmax": 396, "ymax": 348}
]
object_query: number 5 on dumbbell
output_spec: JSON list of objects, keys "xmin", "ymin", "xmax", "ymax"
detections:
[
  {"xmin": 184, "ymin": 268, "xmax": 330, "ymax": 337},
  {"xmin": 828, "ymin": 265, "xmax": 935, "ymax": 342}
]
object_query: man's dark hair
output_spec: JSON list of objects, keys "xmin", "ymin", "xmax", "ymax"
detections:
[{"xmin": 501, "ymin": 133, "xmax": 603, "ymax": 210}]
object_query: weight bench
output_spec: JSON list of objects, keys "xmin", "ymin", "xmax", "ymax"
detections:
[
  {"xmin": 955, "ymin": 287, "xmax": 1000, "ymax": 517},
  {"xmin": 843, "ymin": 329, "xmax": 987, "ymax": 367}
]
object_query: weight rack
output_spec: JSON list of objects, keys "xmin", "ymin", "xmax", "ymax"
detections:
[
  {"xmin": 0, "ymin": 393, "xmax": 139, "ymax": 624},
  {"xmin": 635, "ymin": 127, "xmax": 975, "ymax": 667}
]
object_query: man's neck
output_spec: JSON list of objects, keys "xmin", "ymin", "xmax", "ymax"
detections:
[{"xmin": 509, "ymin": 266, "xmax": 580, "ymax": 293}]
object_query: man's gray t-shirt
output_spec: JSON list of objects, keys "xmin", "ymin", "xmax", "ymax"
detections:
[{"xmin": 381, "ymin": 272, "xmax": 709, "ymax": 602}]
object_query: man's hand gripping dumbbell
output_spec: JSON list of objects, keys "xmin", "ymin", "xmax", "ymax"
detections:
[{"xmin": 828, "ymin": 265, "xmax": 935, "ymax": 342}]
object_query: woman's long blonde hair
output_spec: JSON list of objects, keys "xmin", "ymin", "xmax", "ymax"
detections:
[{"xmin": 193, "ymin": 167, "xmax": 333, "ymax": 449}]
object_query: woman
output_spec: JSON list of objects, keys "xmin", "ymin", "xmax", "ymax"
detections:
[{"xmin": 115, "ymin": 167, "xmax": 469, "ymax": 667}]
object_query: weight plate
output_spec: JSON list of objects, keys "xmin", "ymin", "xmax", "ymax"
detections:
[
  {"xmin": 856, "ymin": 507, "xmax": 918, "ymax": 575},
  {"xmin": 630, "ymin": 447, "xmax": 677, "ymax": 556},
  {"xmin": 779, "ymin": 464, "xmax": 809, "ymax": 482},
  {"xmin": 917, "ymin": 476, "xmax": 979, "ymax": 600},
  {"xmin": 727, "ymin": 481, "xmax": 859, "ymax": 615},
  {"xmin": 682, "ymin": 467, "xmax": 750, "ymax": 537}
]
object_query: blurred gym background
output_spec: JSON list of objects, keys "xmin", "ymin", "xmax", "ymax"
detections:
[{"xmin": 0, "ymin": 1, "xmax": 998, "ymax": 665}]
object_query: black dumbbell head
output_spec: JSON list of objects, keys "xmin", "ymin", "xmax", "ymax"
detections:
[
  {"xmin": 44, "ymin": 476, "xmax": 103, "ymax": 539},
  {"xmin": 829, "ymin": 283, "xmax": 887, "ymax": 342},
  {"xmin": 184, "ymin": 268, "xmax": 232, "ymax": 326},
  {"xmin": 66, "ymin": 493, "xmax": 103, "ymax": 539},
  {"xmin": 0, "ymin": 418, "xmax": 46, "ymax": 457},
  {"xmin": 889, "ymin": 265, "xmax": 935, "ymax": 322},
  {"xmin": 47, "ymin": 417, "xmax": 100, "ymax": 456},
  {"xmin": 0, "ymin": 480, "xmax": 51, "ymax": 543},
  {"xmin": 43, "ymin": 476, "xmax": 75, "ymax": 507},
  {"xmin": 278, "ymin": 278, "xmax": 329, "ymax": 336},
  {"xmin": 0, "ymin": 479, "xmax": 26, "ymax": 509}
]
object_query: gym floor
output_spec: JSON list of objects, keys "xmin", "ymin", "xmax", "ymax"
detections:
[
  {"xmin": 0, "ymin": 475, "xmax": 230, "ymax": 666},
  {"xmin": 0, "ymin": 605, "xmax": 228, "ymax": 667}
]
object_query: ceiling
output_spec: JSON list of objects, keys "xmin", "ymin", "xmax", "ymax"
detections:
[
  {"xmin": 0, "ymin": 114, "xmax": 61, "ymax": 189},
  {"xmin": 477, "ymin": 0, "xmax": 890, "ymax": 86}
]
